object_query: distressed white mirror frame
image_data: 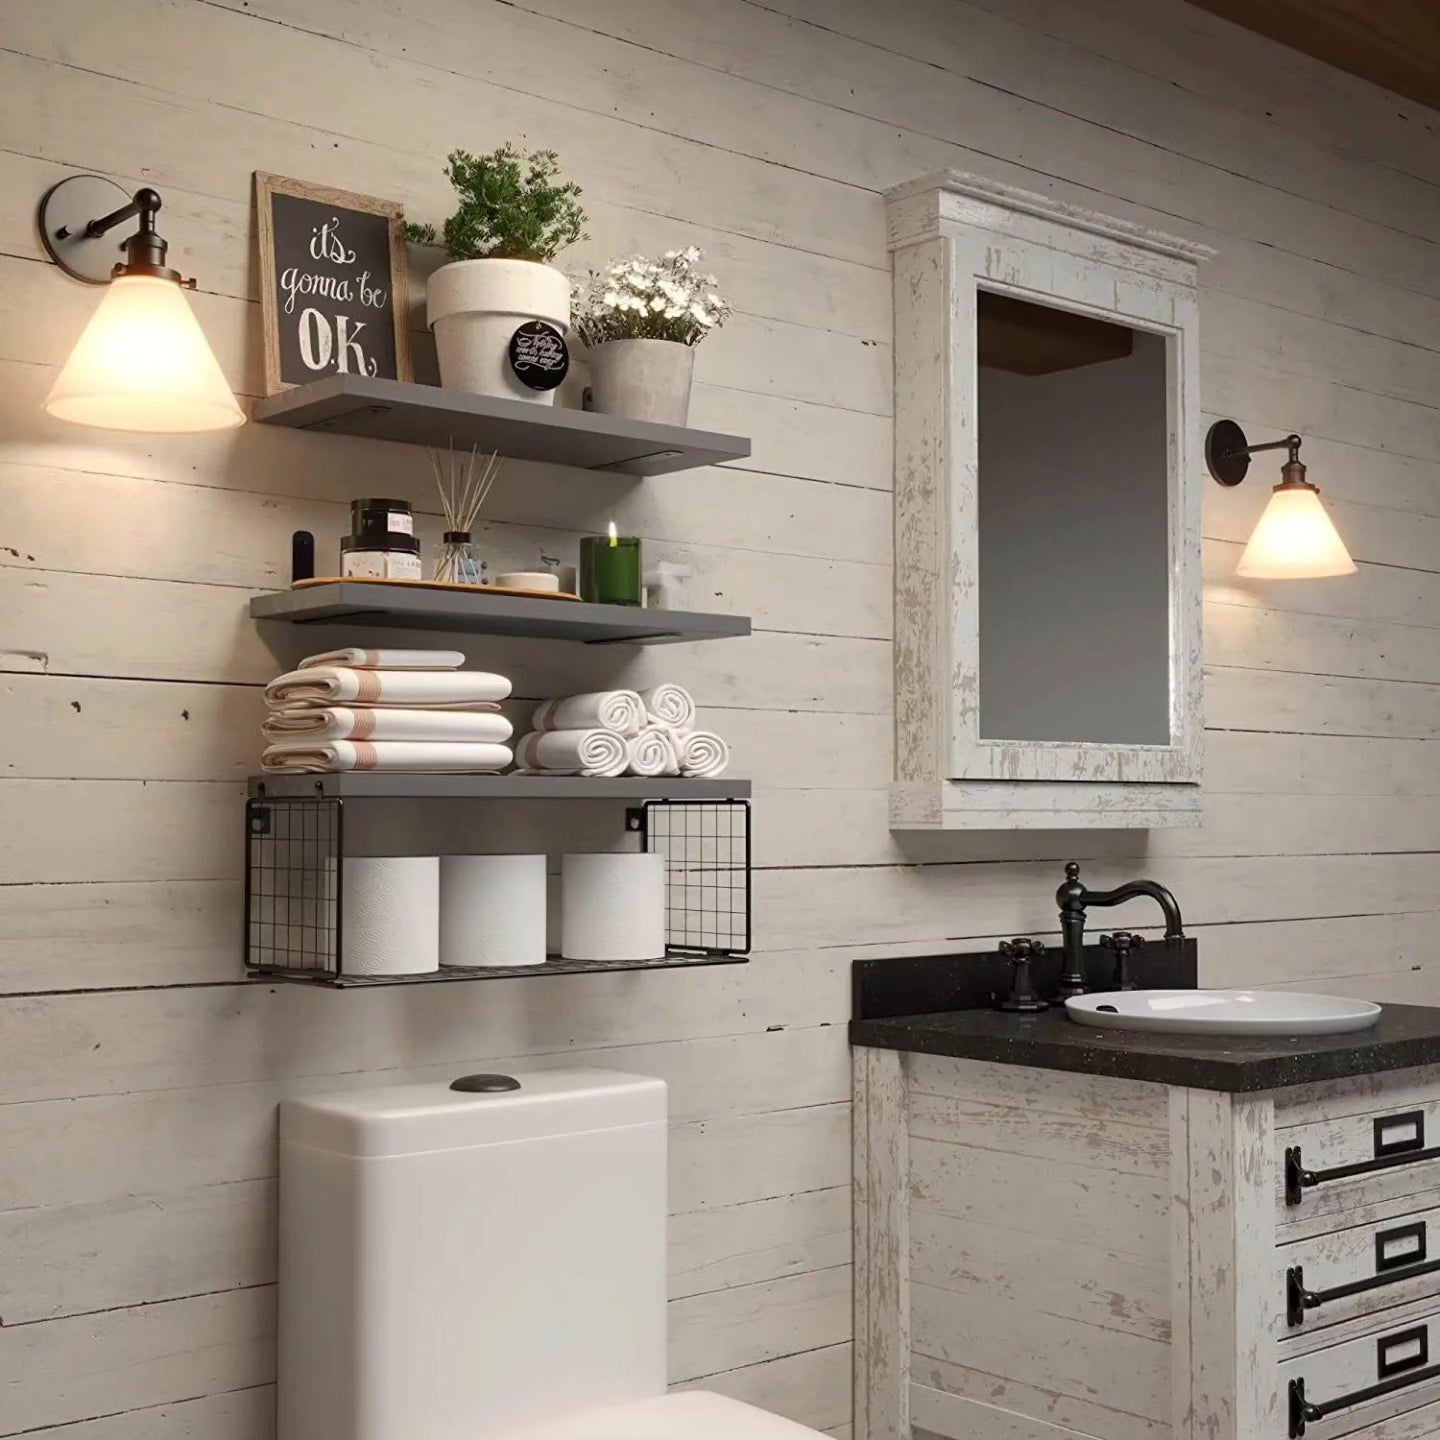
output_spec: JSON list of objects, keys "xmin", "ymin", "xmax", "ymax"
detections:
[{"xmin": 888, "ymin": 172, "xmax": 1214, "ymax": 830}]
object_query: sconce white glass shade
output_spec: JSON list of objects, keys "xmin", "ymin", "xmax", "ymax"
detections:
[
  {"xmin": 1235, "ymin": 483, "xmax": 1357, "ymax": 579},
  {"xmin": 44, "ymin": 275, "xmax": 244, "ymax": 433}
]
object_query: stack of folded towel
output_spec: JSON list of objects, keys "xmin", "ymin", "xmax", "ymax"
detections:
[
  {"xmin": 261, "ymin": 647, "xmax": 514, "ymax": 774},
  {"xmin": 515, "ymin": 683, "xmax": 729, "ymax": 779}
]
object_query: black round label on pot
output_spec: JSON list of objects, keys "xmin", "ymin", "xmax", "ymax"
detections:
[{"xmin": 508, "ymin": 321, "xmax": 569, "ymax": 390}]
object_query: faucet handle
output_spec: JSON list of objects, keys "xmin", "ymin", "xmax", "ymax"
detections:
[
  {"xmin": 1099, "ymin": 932, "xmax": 1144, "ymax": 990},
  {"xmin": 1000, "ymin": 937, "xmax": 1045, "ymax": 960},
  {"xmin": 998, "ymin": 938, "xmax": 1048, "ymax": 1013},
  {"xmin": 1099, "ymin": 931, "xmax": 1144, "ymax": 953}
]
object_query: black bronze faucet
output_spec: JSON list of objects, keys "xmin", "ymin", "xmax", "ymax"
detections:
[{"xmin": 1055, "ymin": 861, "xmax": 1184, "ymax": 998}]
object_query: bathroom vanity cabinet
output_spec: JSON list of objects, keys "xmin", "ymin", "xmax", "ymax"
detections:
[{"xmin": 851, "ymin": 1010, "xmax": 1440, "ymax": 1440}]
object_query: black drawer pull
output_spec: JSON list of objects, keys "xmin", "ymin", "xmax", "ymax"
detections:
[
  {"xmin": 1285, "ymin": 1142, "xmax": 1440, "ymax": 1206},
  {"xmin": 1286, "ymin": 1257, "xmax": 1440, "ymax": 1326},
  {"xmin": 1289, "ymin": 1362, "xmax": 1440, "ymax": 1437}
]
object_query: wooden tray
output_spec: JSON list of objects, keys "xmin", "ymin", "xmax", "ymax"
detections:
[{"xmin": 295, "ymin": 576, "xmax": 581, "ymax": 602}]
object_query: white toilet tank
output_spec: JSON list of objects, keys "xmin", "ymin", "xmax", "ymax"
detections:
[{"xmin": 278, "ymin": 1069, "xmax": 668, "ymax": 1440}]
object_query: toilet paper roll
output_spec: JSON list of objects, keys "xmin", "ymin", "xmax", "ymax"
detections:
[
  {"xmin": 561, "ymin": 852, "xmax": 666, "ymax": 962},
  {"xmin": 341, "ymin": 857, "xmax": 439, "ymax": 976},
  {"xmin": 440, "ymin": 854, "xmax": 548, "ymax": 968}
]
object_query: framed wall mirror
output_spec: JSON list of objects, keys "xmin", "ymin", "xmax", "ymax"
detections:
[{"xmin": 887, "ymin": 172, "xmax": 1213, "ymax": 830}]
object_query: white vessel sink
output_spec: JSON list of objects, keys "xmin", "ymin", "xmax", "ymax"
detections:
[{"xmin": 1065, "ymin": 989, "xmax": 1381, "ymax": 1037}]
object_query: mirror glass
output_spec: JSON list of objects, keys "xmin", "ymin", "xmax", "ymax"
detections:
[{"xmin": 976, "ymin": 290, "xmax": 1172, "ymax": 747}]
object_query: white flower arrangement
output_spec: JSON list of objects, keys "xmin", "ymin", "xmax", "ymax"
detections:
[{"xmin": 572, "ymin": 246, "xmax": 733, "ymax": 348}]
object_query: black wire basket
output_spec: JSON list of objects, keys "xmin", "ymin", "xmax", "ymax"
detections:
[{"xmin": 243, "ymin": 796, "xmax": 750, "ymax": 985}]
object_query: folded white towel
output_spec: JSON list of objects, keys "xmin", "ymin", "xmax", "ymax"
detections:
[
  {"xmin": 678, "ymin": 730, "xmax": 729, "ymax": 778},
  {"xmin": 626, "ymin": 725, "xmax": 681, "ymax": 777},
  {"xmin": 533, "ymin": 690, "xmax": 644, "ymax": 737},
  {"xmin": 266, "ymin": 667, "xmax": 511, "ymax": 710},
  {"xmin": 263, "ymin": 707, "xmax": 513, "ymax": 744},
  {"xmin": 298, "ymin": 648, "xmax": 465, "ymax": 671},
  {"xmin": 515, "ymin": 729, "xmax": 628, "ymax": 777},
  {"xmin": 260, "ymin": 740, "xmax": 513, "ymax": 774},
  {"xmin": 638, "ymin": 683, "xmax": 696, "ymax": 732}
]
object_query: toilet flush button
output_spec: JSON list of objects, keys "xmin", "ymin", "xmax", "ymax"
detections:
[{"xmin": 449, "ymin": 1074, "xmax": 522, "ymax": 1093}]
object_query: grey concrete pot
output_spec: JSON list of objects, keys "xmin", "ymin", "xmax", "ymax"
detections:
[{"xmin": 587, "ymin": 339, "xmax": 696, "ymax": 425}]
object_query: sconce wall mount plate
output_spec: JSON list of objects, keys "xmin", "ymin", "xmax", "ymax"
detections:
[
  {"xmin": 1205, "ymin": 417, "xmax": 1252, "ymax": 487},
  {"xmin": 39, "ymin": 175, "xmax": 141, "ymax": 284}
]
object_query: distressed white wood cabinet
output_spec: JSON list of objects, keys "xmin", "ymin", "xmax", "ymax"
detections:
[
  {"xmin": 887, "ymin": 172, "xmax": 1213, "ymax": 830},
  {"xmin": 854, "ymin": 1048, "xmax": 1440, "ymax": 1440}
]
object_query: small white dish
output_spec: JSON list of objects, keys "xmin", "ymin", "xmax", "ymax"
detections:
[
  {"xmin": 1065, "ymin": 988, "xmax": 1381, "ymax": 1037},
  {"xmin": 497, "ymin": 571, "xmax": 561, "ymax": 592}
]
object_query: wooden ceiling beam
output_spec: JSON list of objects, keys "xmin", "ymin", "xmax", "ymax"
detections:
[{"xmin": 1188, "ymin": 0, "xmax": 1440, "ymax": 113}]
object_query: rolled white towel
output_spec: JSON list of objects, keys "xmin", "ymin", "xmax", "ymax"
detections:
[
  {"xmin": 678, "ymin": 730, "xmax": 729, "ymax": 779},
  {"xmin": 626, "ymin": 725, "xmax": 681, "ymax": 777},
  {"xmin": 515, "ymin": 729, "xmax": 628, "ymax": 777},
  {"xmin": 260, "ymin": 740, "xmax": 513, "ymax": 774},
  {"xmin": 533, "ymin": 690, "xmax": 644, "ymax": 737},
  {"xmin": 266, "ymin": 666, "xmax": 510, "ymax": 710},
  {"xmin": 263, "ymin": 707, "xmax": 513, "ymax": 744},
  {"xmin": 638, "ymin": 683, "xmax": 696, "ymax": 732},
  {"xmin": 298, "ymin": 648, "xmax": 465, "ymax": 671}
]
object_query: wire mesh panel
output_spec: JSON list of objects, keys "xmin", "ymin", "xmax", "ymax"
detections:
[
  {"xmin": 639, "ymin": 800, "xmax": 751, "ymax": 956},
  {"xmin": 245, "ymin": 798, "xmax": 342, "ymax": 980},
  {"xmin": 243, "ymin": 794, "xmax": 750, "ymax": 984}
]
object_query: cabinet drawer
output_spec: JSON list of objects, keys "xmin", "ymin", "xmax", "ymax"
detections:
[
  {"xmin": 1276, "ymin": 1203, "xmax": 1440, "ymax": 1340},
  {"xmin": 1277, "ymin": 1306, "xmax": 1440, "ymax": 1438},
  {"xmin": 1278, "ymin": 1097, "xmax": 1440, "ymax": 1229}
]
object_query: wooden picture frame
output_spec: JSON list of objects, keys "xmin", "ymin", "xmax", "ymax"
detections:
[{"xmin": 255, "ymin": 172, "xmax": 412, "ymax": 394}]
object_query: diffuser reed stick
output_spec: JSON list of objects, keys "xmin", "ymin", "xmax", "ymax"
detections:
[{"xmin": 430, "ymin": 443, "xmax": 502, "ymax": 584}]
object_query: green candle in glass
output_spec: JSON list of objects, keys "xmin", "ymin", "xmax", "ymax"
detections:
[{"xmin": 579, "ymin": 522, "xmax": 643, "ymax": 606}]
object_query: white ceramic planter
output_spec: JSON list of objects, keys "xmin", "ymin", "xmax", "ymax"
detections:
[
  {"xmin": 427, "ymin": 258, "xmax": 570, "ymax": 404},
  {"xmin": 587, "ymin": 338, "xmax": 696, "ymax": 426}
]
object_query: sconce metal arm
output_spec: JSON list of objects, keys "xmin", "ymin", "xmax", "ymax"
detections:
[
  {"xmin": 63, "ymin": 186, "xmax": 161, "ymax": 243},
  {"xmin": 1206, "ymin": 420, "xmax": 1306, "ymax": 488},
  {"xmin": 40, "ymin": 179, "xmax": 191, "ymax": 287}
]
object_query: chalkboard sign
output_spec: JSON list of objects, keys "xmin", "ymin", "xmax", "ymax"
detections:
[
  {"xmin": 255, "ymin": 173, "xmax": 411, "ymax": 393},
  {"xmin": 509, "ymin": 321, "xmax": 569, "ymax": 390}
]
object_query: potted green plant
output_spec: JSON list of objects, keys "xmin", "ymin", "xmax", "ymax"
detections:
[
  {"xmin": 405, "ymin": 146, "xmax": 587, "ymax": 404},
  {"xmin": 572, "ymin": 248, "xmax": 732, "ymax": 425}
]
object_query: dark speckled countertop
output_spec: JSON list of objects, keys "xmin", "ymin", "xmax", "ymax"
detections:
[{"xmin": 850, "ymin": 1004, "xmax": 1440, "ymax": 1093}]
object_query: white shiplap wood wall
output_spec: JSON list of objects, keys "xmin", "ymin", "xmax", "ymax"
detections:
[{"xmin": 1, "ymin": 1, "xmax": 1438, "ymax": 1434}]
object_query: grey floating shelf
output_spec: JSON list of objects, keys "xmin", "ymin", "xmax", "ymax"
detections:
[
  {"xmin": 248, "ymin": 951, "xmax": 748, "ymax": 988},
  {"xmin": 248, "ymin": 774, "xmax": 750, "ymax": 800},
  {"xmin": 250, "ymin": 582, "xmax": 750, "ymax": 645},
  {"xmin": 253, "ymin": 375, "xmax": 750, "ymax": 475}
]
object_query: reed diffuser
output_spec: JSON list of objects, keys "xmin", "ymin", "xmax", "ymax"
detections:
[{"xmin": 430, "ymin": 443, "xmax": 502, "ymax": 585}]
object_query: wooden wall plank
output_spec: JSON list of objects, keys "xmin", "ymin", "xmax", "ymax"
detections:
[
  {"xmin": 669, "ymin": 1265, "xmax": 851, "ymax": 1385},
  {"xmin": 676, "ymin": 1343, "xmax": 853, "ymax": 1432},
  {"xmin": 0, "ymin": 1027, "xmax": 850, "ymax": 1212},
  {"xmin": 6, "ymin": 1388, "xmax": 275, "ymax": 1440},
  {"xmin": 0, "ymin": 1290, "xmax": 274, "ymax": 1439}
]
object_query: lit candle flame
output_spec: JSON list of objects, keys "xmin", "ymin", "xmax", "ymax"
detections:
[{"xmin": 608, "ymin": 520, "xmax": 618, "ymax": 547}]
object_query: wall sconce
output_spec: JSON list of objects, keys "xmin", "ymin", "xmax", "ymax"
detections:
[
  {"xmin": 37, "ymin": 174, "xmax": 244, "ymax": 433},
  {"xmin": 1204, "ymin": 420, "xmax": 1355, "ymax": 579}
]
